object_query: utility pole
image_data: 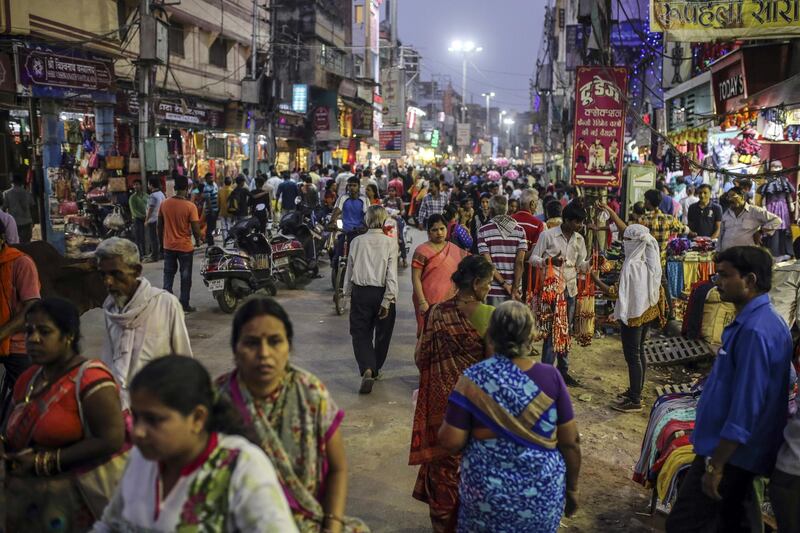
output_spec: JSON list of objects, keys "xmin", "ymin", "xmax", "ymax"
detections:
[
  {"xmin": 544, "ymin": 6, "xmax": 554, "ymax": 183},
  {"xmin": 248, "ymin": 0, "xmax": 258, "ymax": 179},
  {"xmin": 137, "ymin": 0, "xmax": 154, "ymax": 181},
  {"xmin": 460, "ymin": 57, "xmax": 467, "ymax": 124},
  {"xmin": 265, "ymin": 0, "xmax": 277, "ymax": 170},
  {"xmin": 482, "ymin": 92, "xmax": 494, "ymax": 140}
]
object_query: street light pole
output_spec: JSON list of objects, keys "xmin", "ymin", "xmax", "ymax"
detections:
[
  {"xmin": 481, "ymin": 92, "xmax": 495, "ymax": 139},
  {"xmin": 448, "ymin": 40, "xmax": 482, "ymax": 124}
]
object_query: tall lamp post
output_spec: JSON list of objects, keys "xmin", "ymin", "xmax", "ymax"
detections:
[
  {"xmin": 503, "ymin": 117, "xmax": 515, "ymax": 156},
  {"xmin": 481, "ymin": 92, "xmax": 495, "ymax": 139},
  {"xmin": 448, "ymin": 40, "xmax": 482, "ymax": 124}
]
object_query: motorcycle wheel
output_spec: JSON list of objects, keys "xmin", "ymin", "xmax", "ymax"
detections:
[
  {"xmin": 283, "ymin": 269, "xmax": 297, "ymax": 290},
  {"xmin": 215, "ymin": 281, "xmax": 241, "ymax": 314},
  {"xmin": 333, "ymin": 266, "xmax": 346, "ymax": 316},
  {"xmin": 330, "ymin": 264, "xmax": 338, "ymax": 290}
]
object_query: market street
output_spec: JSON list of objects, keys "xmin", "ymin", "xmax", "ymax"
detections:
[{"xmin": 78, "ymin": 229, "xmax": 660, "ymax": 533}]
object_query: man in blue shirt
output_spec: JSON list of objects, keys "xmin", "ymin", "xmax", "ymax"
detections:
[
  {"xmin": 329, "ymin": 176, "xmax": 368, "ymax": 265},
  {"xmin": 276, "ymin": 171, "xmax": 299, "ymax": 212},
  {"xmin": 666, "ymin": 246, "xmax": 792, "ymax": 533}
]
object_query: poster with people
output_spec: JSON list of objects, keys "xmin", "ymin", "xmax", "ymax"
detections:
[{"xmin": 571, "ymin": 66, "xmax": 629, "ymax": 188}]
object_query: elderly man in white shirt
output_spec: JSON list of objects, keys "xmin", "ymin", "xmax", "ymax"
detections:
[
  {"xmin": 344, "ymin": 205, "xmax": 398, "ymax": 394},
  {"xmin": 719, "ymin": 186, "xmax": 782, "ymax": 252},
  {"xmin": 95, "ymin": 237, "xmax": 192, "ymax": 409}
]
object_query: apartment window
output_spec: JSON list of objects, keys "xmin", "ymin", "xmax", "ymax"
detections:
[
  {"xmin": 168, "ymin": 22, "xmax": 185, "ymax": 57},
  {"xmin": 209, "ymin": 37, "xmax": 227, "ymax": 68}
]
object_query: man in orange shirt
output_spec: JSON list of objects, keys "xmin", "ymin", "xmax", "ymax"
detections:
[{"xmin": 158, "ymin": 175, "xmax": 201, "ymax": 313}]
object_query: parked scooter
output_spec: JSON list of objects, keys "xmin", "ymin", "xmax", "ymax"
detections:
[
  {"xmin": 201, "ymin": 217, "xmax": 278, "ymax": 313},
  {"xmin": 270, "ymin": 202, "xmax": 322, "ymax": 288}
]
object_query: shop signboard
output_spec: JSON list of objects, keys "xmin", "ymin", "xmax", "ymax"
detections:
[
  {"xmin": 16, "ymin": 46, "xmax": 114, "ymax": 100},
  {"xmin": 154, "ymin": 100, "xmax": 225, "ymax": 128},
  {"xmin": 565, "ymin": 25, "xmax": 584, "ymax": 71},
  {"xmin": 379, "ymin": 127, "xmax": 404, "ymax": 158},
  {"xmin": 571, "ymin": 66, "xmax": 628, "ymax": 188},
  {"xmin": 314, "ymin": 107, "xmax": 330, "ymax": 133},
  {"xmin": 0, "ymin": 53, "xmax": 15, "ymax": 94},
  {"xmin": 292, "ymin": 84, "xmax": 308, "ymax": 114},
  {"xmin": 456, "ymin": 123, "xmax": 471, "ymax": 147},
  {"xmin": 649, "ymin": 0, "xmax": 800, "ymax": 41},
  {"xmin": 624, "ymin": 164, "xmax": 657, "ymax": 217},
  {"xmin": 352, "ymin": 105, "xmax": 373, "ymax": 136}
]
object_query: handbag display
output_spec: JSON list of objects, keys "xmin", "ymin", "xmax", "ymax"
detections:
[
  {"xmin": 107, "ymin": 177, "xmax": 127, "ymax": 193},
  {"xmin": 105, "ymin": 155, "xmax": 124, "ymax": 170},
  {"xmin": 58, "ymin": 201, "xmax": 79, "ymax": 216},
  {"xmin": 103, "ymin": 206, "xmax": 126, "ymax": 230},
  {"xmin": 128, "ymin": 155, "xmax": 141, "ymax": 173}
]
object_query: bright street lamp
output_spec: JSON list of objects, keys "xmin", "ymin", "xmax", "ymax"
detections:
[
  {"xmin": 481, "ymin": 92, "xmax": 495, "ymax": 139},
  {"xmin": 449, "ymin": 39, "xmax": 483, "ymax": 123}
]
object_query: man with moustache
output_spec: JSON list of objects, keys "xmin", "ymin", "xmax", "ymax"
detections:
[{"xmin": 96, "ymin": 237, "xmax": 192, "ymax": 409}]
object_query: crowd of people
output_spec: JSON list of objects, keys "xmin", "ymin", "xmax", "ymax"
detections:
[{"xmin": 2, "ymin": 158, "xmax": 800, "ymax": 532}]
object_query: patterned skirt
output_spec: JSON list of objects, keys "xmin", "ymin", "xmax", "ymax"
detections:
[{"xmin": 457, "ymin": 439, "xmax": 566, "ymax": 533}]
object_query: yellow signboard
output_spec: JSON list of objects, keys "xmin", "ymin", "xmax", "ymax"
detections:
[{"xmin": 650, "ymin": 0, "xmax": 800, "ymax": 41}]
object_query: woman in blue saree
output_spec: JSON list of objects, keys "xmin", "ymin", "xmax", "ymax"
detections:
[{"xmin": 438, "ymin": 301, "xmax": 582, "ymax": 533}]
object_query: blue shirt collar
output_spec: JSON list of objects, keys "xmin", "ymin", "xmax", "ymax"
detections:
[{"xmin": 731, "ymin": 293, "xmax": 771, "ymax": 325}]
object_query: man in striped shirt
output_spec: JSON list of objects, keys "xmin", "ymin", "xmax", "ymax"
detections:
[{"xmin": 477, "ymin": 195, "xmax": 527, "ymax": 307}]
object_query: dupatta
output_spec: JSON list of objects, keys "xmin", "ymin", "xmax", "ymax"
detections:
[
  {"xmin": 219, "ymin": 368, "xmax": 368, "ymax": 533},
  {"xmin": 449, "ymin": 355, "xmax": 560, "ymax": 451},
  {"xmin": 409, "ymin": 299, "xmax": 485, "ymax": 465}
]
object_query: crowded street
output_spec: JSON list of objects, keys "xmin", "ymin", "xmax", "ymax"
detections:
[{"xmin": 4, "ymin": 0, "xmax": 800, "ymax": 532}]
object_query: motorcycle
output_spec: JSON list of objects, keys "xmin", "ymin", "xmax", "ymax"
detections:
[
  {"xmin": 201, "ymin": 217, "xmax": 278, "ymax": 313},
  {"xmin": 270, "ymin": 202, "xmax": 322, "ymax": 288}
]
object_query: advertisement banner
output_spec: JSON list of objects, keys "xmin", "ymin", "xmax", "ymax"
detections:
[
  {"xmin": 571, "ymin": 66, "xmax": 628, "ymax": 188},
  {"xmin": 662, "ymin": 39, "xmax": 694, "ymax": 90},
  {"xmin": 456, "ymin": 123, "xmax": 471, "ymax": 147},
  {"xmin": 650, "ymin": 0, "xmax": 800, "ymax": 42},
  {"xmin": 565, "ymin": 25, "xmax": 584, "ymax": 71},
  {"xmin": 379, "ymin": 127, "xmax": 404, "ymax": 158}
]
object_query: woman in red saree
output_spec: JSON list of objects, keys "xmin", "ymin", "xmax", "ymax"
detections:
[
  {"xmin": 411, "ymin": 214, "xmax": 469, "ymax": 335},
  {"xmin": 409, "ymin": 255, "xmax": 495, "ymax": 533}
]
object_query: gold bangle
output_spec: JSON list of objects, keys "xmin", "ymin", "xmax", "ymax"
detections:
[
  {"xmin": 56, "ymin": 449, "xmax": 62, "ymax": 474},
  {"xmin": 34, "ymin": 452, "xmax": 42, "ymax": 476}
]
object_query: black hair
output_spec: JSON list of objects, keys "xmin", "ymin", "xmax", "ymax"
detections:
[
  {"xmin": 26, "ymin": 297, "xmax": 82, "ymax": 353},
  {"xmin": 632, "ymin": 201, "xmax": 646, "ymax": 216},
  {"xmin": 231, "ymin": 297, "xmax": 294, "ymax": 351},
  {"xmin": 224, "ymin": 177, "xmax": 232, "ymax": 185},
  {"xmin": 697, "ymin": 184, "xmax": 712, "ymax": 193},
  {"xmin": 644, "ymin": 189, "xmax": 662, "ymax": 208},
  {"xmin": 130, "ymin": 355, "xmax": 248, "ymax": 437},
  {"xmin": 132, "ymin": 179, "xmax": 142, "ymax": 186},
  {"xmin": 429, "ymin": 178, "xmax": 440, "ymax": 188},
  {"xmin": 545, "ymin": 200, "xmax": 562, "ymax": 219},
  {"xmin": 442, "ymin": 204, "xmax": 458, "ymax": 223},
  {"xmin": 714, "ymin": 246, "xmax": 773, "ymax": 292},
  {"xmin": 204, "ymin": 173, "xmax": 213, "ymax": 180},
  {"xmin": 0, "ymin": 218, "xmax": 5, "ymax": 239},
  {"xmin": 347, "ymin": 176, "xmax": 360, "ymax": 185},
  {"xmin": 452, "ymin": 255, "xmax": 494, "ymax": 290},
  {"xmin": 728, "ymin": 186, "xmax": 745, "ymax": 198},
  {"xmin": 174, "ymin": 175, "xmax": 189, "ymax": 191},
  {"xmin": 255, "ymin": 177, "xmax": 266, "ymax": 188},
  {"xmin": 562, "ymin": 201, "xmax": 587, "ymax": 222},
  {"xmin": 235, "ymin": 175, "xmax": 246, "ymax": 185},
  {"xmin": 147, "ymin": 176, "xmax": 161, "ymax": 189},
  {"xmin": 11, "ymin": 173, "xmax": 24, "ymax": 186},
  {"xmin": 366, "ymin": 183, "xmax": 379, "ymax": 198},
  {"xmin": 426, "ymin": 213, "xmax": 448, "ymax": 231}
]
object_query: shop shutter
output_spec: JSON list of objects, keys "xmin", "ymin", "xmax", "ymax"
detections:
[{"xmin": 207, "ymin": 137, "xmax": 226, "ymax": 158}]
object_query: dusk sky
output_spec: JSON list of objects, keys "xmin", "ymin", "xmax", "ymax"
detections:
[{"xmin": 396, "ymin": 0, "xmax": 544, "ymax": 112}]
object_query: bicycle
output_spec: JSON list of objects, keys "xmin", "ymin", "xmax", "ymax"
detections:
[{"xmin": 333, "ymin": 235, "xmax": 349, "ymax": 316}]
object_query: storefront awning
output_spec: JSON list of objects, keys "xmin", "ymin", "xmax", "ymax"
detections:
[{"xmin": 745, "ymin": 72, "xmax": 800, "ymax": 110}]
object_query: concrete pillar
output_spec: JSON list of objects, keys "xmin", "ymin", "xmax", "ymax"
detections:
[{"xmin": 40, "ymin": 99, "xmax": 64, "ymax": 253}]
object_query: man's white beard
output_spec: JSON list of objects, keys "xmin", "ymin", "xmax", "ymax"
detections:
[{"xmin": 111, "ymin": 292, "xmax": 131, "ymax": 310}]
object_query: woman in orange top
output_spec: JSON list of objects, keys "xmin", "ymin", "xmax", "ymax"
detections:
[
  {"xmin": 366, "ymin": 183, "xmax": 381, "ymax": 205},
  {"xmin": 2, "ymin": 298, "xmax": 126, "ymax": 532}
]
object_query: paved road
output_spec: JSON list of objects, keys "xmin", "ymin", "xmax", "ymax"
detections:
[{"xmin": 81, "ymin": 230, "xmax": 430, "ymax": 533}]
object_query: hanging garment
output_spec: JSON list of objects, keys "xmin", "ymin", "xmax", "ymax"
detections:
[{"xmin": 667, "ymin": 260, "xmax": 684, "ymax": 299}]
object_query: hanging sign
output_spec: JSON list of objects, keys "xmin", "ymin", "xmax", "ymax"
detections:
[
  {"xmin": 650, "ymin": 0, "xmax": 800, "ymax": 41},
  {"xmin": 379, "ymin": 127, "xmax": 404, "ymax": 158},
  {"xmin": 571, "ymin": 66, "xmax": 628, "ymax": 188}
]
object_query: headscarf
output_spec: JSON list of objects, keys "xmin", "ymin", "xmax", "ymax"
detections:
[{"xmin": 614, "ymin": 224, "xmax": 661, "ymax": 325}]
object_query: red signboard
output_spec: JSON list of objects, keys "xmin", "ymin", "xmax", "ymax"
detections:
[
  {"xmin": 571, "ymin": 66, "xmax": 628, "ymax": 188},
  {"xmin": 314, "ymin": 107, "xmax": 330, "ymax": 133}
]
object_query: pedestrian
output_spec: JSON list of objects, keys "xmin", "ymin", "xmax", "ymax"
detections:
[
  {"xmin": 666, "ymin": 246, "xmax": 793, "ymax": 533},
  {"xmin": 591, "ymin": 223, "xmax": 666, "ymax": 412},
  {"xmin": 158, "ymin": 175, "xmax": 201, "ymax": 313},
  {"xmin": 144, "ymin": 176, "xmax": 165, "ymax": 262},
  {"xmin": 217, "ymin": 298, "xmax": 369, "ymax": 532},
  {"xmin": 477, "ymin": 195, "xmax": 527, "ymax": 307},
  {"xmin": 530, "ymin": 201, "xmax": 590, "ymax": 387},
  {"xmin": 277, "ymin": 171, "xmax": 300, "ymax": 212},
  {"xmin": 95, "ymin": 237, "xmax": 192, "ymax": 409},
  {"xmin": 416, "ymin": 178, "xmax": 448, "ymax": 229},
  {"xmin": 0, "ymin": 218, "xmax": 40, "ymax": 406},
  {"xmin": 344, "ymin": 205, "xmax": 398, "ymax": 394},
  {"xmin": 512, "ymin": 189, "xmax": 546, "ymax": 301},
  {"xmin": 251, "ymin": 176, "xmax": 270, "ymax": 233},
  {"xmin": 687, "ymin": 184, "xmax": 722, "ymax": 239},
  {"xmin": 718, "ymin": 187, "xmax": 782, "ymax": 252},
  {"xmin": 217, "ymin": 176, "xmax": 234, "ymax": 242},
  {"xmin": 302, "ymin": 175, "xmax": 319, "ymax": 209},
  {"xmin": 202, "ymin": 173, "xmax": 219, "ymax": 247},
  {"xmin": 411, "ymin": 214, "xmax": 469, "ymax": 335},
  {"xmin": 128, "ymin": 179, "xmax": 148, "ymax": 257},
  {"xmin": 640, "ymin": 189, "xmax": 687, "ymax": 253},
  {"xmin": 680, "ymin": 185, "xmax": 699, "ymax": 224},
  {"xmin": 447, "ymin": 198, "xmax": 474, "ymax": 251},
  {"xmin": 267, "ymin": 168, "xmax": 283, "ymax": 212},
  {"xmin": 336, "ymin": 164, "xmax": 354, "ymax": 198},
  {"xmin": 0, "ymin": 194, "xmax": 19, "ymax": 244},
  {"xmin": 228, "ymin": 175, "xmax": 251, "ymax": 223},
  {"xmin": 508, "ymin": 198, "xmax": 519, "ymax": 215},
  {"xmin": 471, "ymin": 192, "xmax": 491, "ymax": 245},
  {"xmin": 94, "ymin": 355, "xmax": 299, "ymax": 532},
  {"xmin": 388, "ymin": 171, "xmax": 405, "ymax": 200},
  {"xmin": 330, "ymin": 176, "xmax": 369, "ymax": 268},
  {"xmin": 375, "ymin": 168, "xmax": 388, "ymax": 196},
  {"xmin": 366, "ymin": 183, "xmax": 380, "ymax": 206},
  {"xmin": 3, "ymin": 298, "xmax": 127, "ymax": 530},
  {"xmin": 3, "ymin": 173, "xmax": 35, "ymax": 243},
  {"xmin": 243, "ymin": 167, "xmax": 255, "ymax": 190},
  {"xmin": 438, "ymin": 301, "xmax": 581, "ymax": 533},
  {"xmin": 410, "ymin": 255, "xmax": 495, "ymax": 532}
]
